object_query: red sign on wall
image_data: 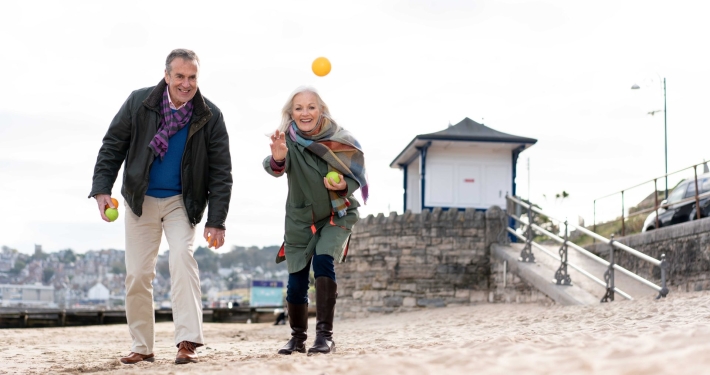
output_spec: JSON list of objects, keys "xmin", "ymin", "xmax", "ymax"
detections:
[{"xmin": 464, "ymin": 179, "xmax": 475, "ymax": 183}]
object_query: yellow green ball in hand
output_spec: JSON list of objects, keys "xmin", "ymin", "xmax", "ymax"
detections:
[
  {"xmin": 326, "ymin": 171, "xmax": 341, "ymax": 184},
  {"xmin": 105, "ymin": 208, "xmax": 119, "ymax": 222}
]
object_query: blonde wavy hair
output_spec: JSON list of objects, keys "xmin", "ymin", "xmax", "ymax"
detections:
[{"xmin": 278, "ymin": 86, "xmax": 334, "ymax": 133}]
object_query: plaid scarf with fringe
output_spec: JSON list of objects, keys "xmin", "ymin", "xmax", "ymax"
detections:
[
  {"xmin": 289, "ymin": 117, "xmax": 369, "ymax": 217},
  {"xmin": 148, "ymin": 88, "xmax": 194, "ymax": 159}
]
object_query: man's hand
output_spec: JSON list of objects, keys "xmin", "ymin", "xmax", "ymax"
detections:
[
  {"xmin": 270, "ymin": 130, "xmax": 288, "ymax": 162},
  {"xmin": 95, "ymin": 194, "xmax": 115, "ymax": 222},
  {"xmin": 204, "ymin": 227, "xmax": 226, "ymax": 250}
]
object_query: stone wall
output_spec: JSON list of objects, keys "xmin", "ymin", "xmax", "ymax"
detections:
[
  {"xmin": 335, "ymin": 206, "xmax": 533, "ymax": 318},
  {"xmin": 583, "ymin": 218, "xmax": 710, "ymax": 293},
  {"xmin": 334, "ymin": 209, "xmax": 710, "ymax": 317}
]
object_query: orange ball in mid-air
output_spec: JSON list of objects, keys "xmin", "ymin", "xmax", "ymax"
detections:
[
  {"xmin": 312, "ymin": 57, "xmax": 331, "ymax": 77},
  {"xmin": 104, "ymin": 197, "xmax": 119, "ymax": 210}
]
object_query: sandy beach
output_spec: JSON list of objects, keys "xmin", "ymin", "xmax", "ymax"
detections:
[{"xmin": 3, "ymin": 291, "xmax": 710, "ymax": 375}]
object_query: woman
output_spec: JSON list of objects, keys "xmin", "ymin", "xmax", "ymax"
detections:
[{"xmin": 263, "ymin": 86, "xmax": 368, "ymax": 355}]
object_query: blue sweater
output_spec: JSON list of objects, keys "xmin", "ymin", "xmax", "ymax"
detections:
[{"xmin": 146, "ymin": 120, "xmax": 189, "ymax": 198}]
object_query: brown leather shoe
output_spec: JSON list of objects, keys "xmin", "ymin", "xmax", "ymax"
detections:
[
  {"xmin": 175, "ymin": 341, "xmax": 199, "ymax": 364},
  {"xmin": 120, "ymin": 352, "xmax": 155, "ymax": 364}
]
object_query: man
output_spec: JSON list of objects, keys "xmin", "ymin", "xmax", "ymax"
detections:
[{"xmin": 89, "ymin": 49, "xmax": 232, "ymax": 365}]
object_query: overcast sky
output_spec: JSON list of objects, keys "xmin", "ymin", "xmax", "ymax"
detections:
[{"xmin": 2, "ymin": 0, "xmax": 709, "ymax": 255}]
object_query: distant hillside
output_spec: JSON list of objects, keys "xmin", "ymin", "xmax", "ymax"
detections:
[
  {"xmin": 187, "ymin": 245, "xmax": 283, "ymax": 274},
  {"xmin": 218, "ymin": 245, "xmax": 283, "ymax": 272},
  {"xmin": 150, "ymin": 245, "xmax": 288, "ymax": 292},
  {"xmin": 629, "ymin": 190, "xmax": 666, "ymax": 215}
]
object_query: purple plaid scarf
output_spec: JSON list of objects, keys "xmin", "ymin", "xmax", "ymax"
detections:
[{"xmin": 148, "ymin": 88, "xmax": 194, "ymax": 159}]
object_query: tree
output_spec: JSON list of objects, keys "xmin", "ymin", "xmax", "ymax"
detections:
[
  {"xmin": 32, "ymin": 249, "xmax": 48, "ymax": 261},
  {"xmin": 555, "ymin": 190, "xmax": 570, "ymax": 202},
  {"xmin": 1, "ymin": 245, "xmax": 18, "ymax": 254},
  {"xmin": 10, "ymin": 259, "xmax": 26, "ymax": 275},
  {"xmin": 546, "ymin": 190, "xmax": 571, "ymax": 236},
  {"xmin": 43, "ymin": 268, "xmax": 55, "ymax": 284},
  {"xmin": 194, "ymin": 246, "xmax": 219, "ymax": 274},
  {"xmin": 156, "ymin": 258, "xmax": 170, "ymax": 279},
  {"xmin": 225, "ymin": 271, "xmax": 241, "ymax": 290},
  {"xmin": 220, "ymin": 245, "xmax": 282, "ymax": 271},
  {"xmin": 60, "ymin": 249, "xmax": 77, "ymax": 263},
  {"xmin": 111, "ymin": 261, "xmax": 126, "ymax": 275}
]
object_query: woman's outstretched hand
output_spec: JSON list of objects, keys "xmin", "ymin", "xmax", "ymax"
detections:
[{"xmin": 270, "ymin": 130, "xmax": 288, "ymax": 161}]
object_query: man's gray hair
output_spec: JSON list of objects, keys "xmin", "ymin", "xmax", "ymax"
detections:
[{"xmin": 165, "ymin": 49, "xmax": 200, "ymax": 72}]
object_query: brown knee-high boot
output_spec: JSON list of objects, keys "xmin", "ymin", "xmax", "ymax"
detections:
[
  {"xmin": 277, "ymin": 302, "xmax": 308, "ymax": 355},
  {"xmin": 308, "ymin": 277, "xmax": 337, "ymax": 355}
]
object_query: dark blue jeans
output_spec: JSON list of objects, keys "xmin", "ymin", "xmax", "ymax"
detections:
[{"xmin": 286, "ymin": 254, "xmax": 335, "ymax": 304}]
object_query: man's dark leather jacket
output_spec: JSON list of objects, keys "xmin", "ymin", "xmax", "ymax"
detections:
[{"xmin": 89, "ymin": 80, "xmax": 232, "ymax": 230}]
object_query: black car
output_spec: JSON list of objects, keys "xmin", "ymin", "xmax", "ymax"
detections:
[{"xmin": 642, "ymin": 172, "xmax": 710, "ymax": 232}]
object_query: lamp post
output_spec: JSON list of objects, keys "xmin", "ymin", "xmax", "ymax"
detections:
[{"xmin": 631, "ymin": 77, "xmax": 668, "ymax": 199}]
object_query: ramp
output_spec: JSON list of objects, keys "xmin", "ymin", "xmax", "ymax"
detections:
[
  {"xmin": 531, "ymin": 243, "xmax": 658, "ymax": 300},
  {"xmin": 491, "ymin": 243, "xmax": 600, "ymax": 306}
]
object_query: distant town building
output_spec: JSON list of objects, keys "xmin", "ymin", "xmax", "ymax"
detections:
[
  {"xmin": 0, "ymin": 244, "xmax": 286, "ymax": 309},
  {"xmin": 87, "ymin": 282, "xmax": 110, "ymax": 301},
  {"xmin": 0, "ymin": 248, "xmax": 14, "ymax": 272},
  {"xmin": 0, "ymin": 283, "xmax": 56, "ymax": 308}
]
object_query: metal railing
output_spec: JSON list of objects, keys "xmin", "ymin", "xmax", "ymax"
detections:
[
  {"xmin": 593, "ymin": 159, "xmax": 710, "ymax": 237},
  {"xmin": 0, "ymin": 306, "xmax": 284, "ymax": 328},
  {"xmin": 506, "ymin": 195, "xmax": 669, "ymax": 302}
]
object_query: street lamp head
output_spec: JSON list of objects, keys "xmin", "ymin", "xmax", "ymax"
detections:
[{"xmin": 631, "ymin": 84, "xmax": 641, "ymax": 90}]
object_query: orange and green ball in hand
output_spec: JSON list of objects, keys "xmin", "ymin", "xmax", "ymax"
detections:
[{"xmin": 104, "ymin": 197, "xmax": 119, "ymax": 222}]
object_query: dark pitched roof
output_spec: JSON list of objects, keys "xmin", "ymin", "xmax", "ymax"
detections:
[
  {"xmin": 389, "ymin": 117, "xmax": 537, "ymax": 168},
  {"xmin": 417, "ymin": 117, "xmax": 537, "ymax": 144}
]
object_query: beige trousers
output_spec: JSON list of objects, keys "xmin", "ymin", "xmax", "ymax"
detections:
[{"xmin": 124, "ymin": 194, "xmax": 203, "ymax": 354}]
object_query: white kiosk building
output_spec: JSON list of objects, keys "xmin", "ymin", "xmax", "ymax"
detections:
[
  {"xmin": 87, "ymin": 282, "xmax": 110, "ymax": 301},
  {"xmin": 390, "ymin": 118, "xmax": 537, "ymax": 213}
]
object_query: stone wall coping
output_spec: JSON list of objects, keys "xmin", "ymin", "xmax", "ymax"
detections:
[{"xmin": 356, "ymin": 207, "xmax": 496, "ymax": 227}]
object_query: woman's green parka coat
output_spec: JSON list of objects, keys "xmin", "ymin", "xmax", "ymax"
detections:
[{"xmin": 263, "ymin": 134, "xmax": 360, "ymax": 273}]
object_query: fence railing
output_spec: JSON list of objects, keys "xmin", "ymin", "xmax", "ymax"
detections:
[
  {"xmin": 506, "ymin": 195, "xmax": 669, "ymax": 302},
  {"xmin": 0, "ymin": 306, "xmax": 284, "ymax": 329},
  {"xmin": 593, "ymin": 159, "xmax": 710, "ymax": 237}
]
